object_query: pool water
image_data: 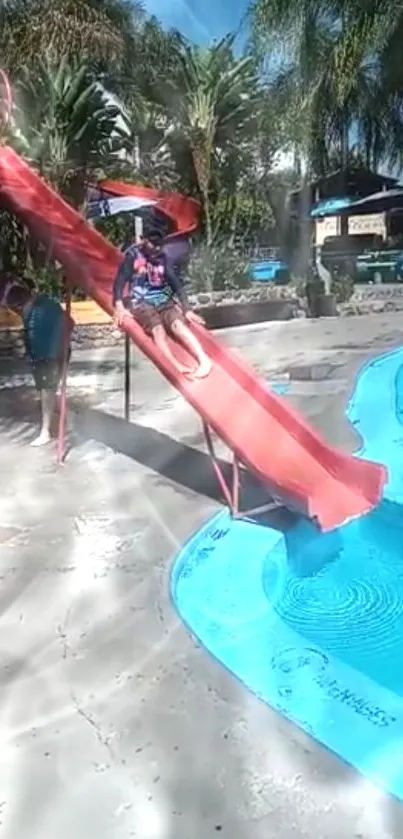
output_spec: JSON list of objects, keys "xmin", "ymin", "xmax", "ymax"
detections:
[
  {"xmin": 172, "ymin": 348, "xmax": 403, "ymax": 796},
  {"xmin": 264, "ymin": 501, "xmax": 403, "ymax": 696}
]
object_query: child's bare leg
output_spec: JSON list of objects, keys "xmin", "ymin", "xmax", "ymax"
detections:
[
  {"xmin": 151, "ymin": 324, "xmax": 194, "ymax": 375},
  {"xmin": 31, "ymin": 389, "xmax": 56, "ymax": 446},
  {"xmin": 170, "ymin": 319, "xmax": 212, "ymax": 378}
]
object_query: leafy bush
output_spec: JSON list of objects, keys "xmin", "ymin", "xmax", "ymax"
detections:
[
  {"xmin": 186, "ymin": 243, "xmax": 253, "ymax": 294},
  {"xmin": 330, "ymin": 271, "xmax": 355, "ymax": 303},
  {"xmin": 25, "ymin": 266, "xmax": 85, "ymax": 300},
  {"xmin": 94, "ymin": 213, "xmax": 136, "ymax": 249},
  {"xmin": 0, "ymin": 209, "xmax": 27, "ymax": 272},
  {"xmin": 30, "ymin": 266, "xmax": 63, "ymax": 298}
]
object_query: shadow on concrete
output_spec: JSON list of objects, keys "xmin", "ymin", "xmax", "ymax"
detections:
[
  {"xmin": 0, "ymin": 356, "xmax": 130, "ymax": 379},
  {"xmin": 75, "ymin": 408, "xmax": 297, "ymax": 532},
  {"xmin": 0, "ymin": 385, "xmax": 99, "ymax": 446}
]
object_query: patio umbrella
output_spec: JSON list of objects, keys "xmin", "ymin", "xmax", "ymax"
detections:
[
  {"xmin": 310, "ymin": 196, "xmax": 358, "ymax": 217},
  {"xmin": 310, "ymin": 189, "xmax": 403, "ymax": 218},
  {"xmin": 85, "ymin": 194, "xmax": 156, "ymax": 220},
  {"xmin": 336, "ymin": 189, "xmax": 403, "ymax": 216},
  {"xmin": 85, "ymin": 190, "xmax": 192, "ymax": 268}
]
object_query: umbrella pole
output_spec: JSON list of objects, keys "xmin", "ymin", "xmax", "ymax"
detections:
[
  {"xmin": 123, "ymin": 211, "xmax": 143, "ymax": 422},
  {"xmin": 124, "ymin": 333, "xmax": 130, "ymax": 421},
  {"xmin": 57, "ymin": 278, "xmax": 71, "ymax": 464}
]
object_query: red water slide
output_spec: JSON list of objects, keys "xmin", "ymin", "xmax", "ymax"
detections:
[{"xmin": 0, "ymin": 146, "xmax": 387, "ymax": 530}]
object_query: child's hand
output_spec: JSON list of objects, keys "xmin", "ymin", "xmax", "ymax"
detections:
[
  {"xmin": 114, "ymin": 305, "xmax": 128, "ymax": 328},
  {"xmin": 185, "ymin": 310, "xmax": 204, "ymax": 326}
]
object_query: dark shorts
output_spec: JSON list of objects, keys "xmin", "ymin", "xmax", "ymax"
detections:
[
  {"xmin": 31, "ymin": 351, "xmax": 71, "ymax": 391},
  {"xmin": 130, "ymin": 300, "xmax": 183, "ymax": 335}
]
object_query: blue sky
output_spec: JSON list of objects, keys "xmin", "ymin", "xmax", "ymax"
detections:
[{"xmin": 144, "ymin": 0, "xmax": 249, "ymax": 45}]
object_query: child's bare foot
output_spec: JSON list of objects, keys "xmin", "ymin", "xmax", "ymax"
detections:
[
  {"xmin": 193, "ymin": 358, "xmax": 212, "ymax": 378},
  {"xmin": 175, "ymin": 361, "xmax": 196, "ymax": 376},
  {"xmin": 30, "ymin": 431, "xmax": 52, "ymax": 447}
]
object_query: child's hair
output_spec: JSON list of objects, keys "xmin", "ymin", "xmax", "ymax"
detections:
[
  {"xmin": 5, "ymin": 283, "xmax": 32, "ymax": 310},
  {"xmin": 0, "ymin": 273, "xmax": 35, "ymax": 310}
]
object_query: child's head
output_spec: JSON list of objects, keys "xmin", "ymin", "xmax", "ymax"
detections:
[
  {"xmin": 0, "ymin": 274, "xmax": 35, "ymax": 312},
  {"xmin": 141, "ymin": 230, "xmax": 164, "ymax": 257}
]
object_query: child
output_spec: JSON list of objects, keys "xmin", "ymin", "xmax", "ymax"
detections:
[
  {"xmin": 0, "ymin": 274, "xmax": 74, "ymax": 446},
  {"xmin": 113, "ymin": 231, "xmax": 212, "ymax": 379}
]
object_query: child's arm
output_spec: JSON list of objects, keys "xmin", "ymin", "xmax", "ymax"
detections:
[
  {"xmin": 166, "ymin": 264, "xmax": 189, "ymax": 312},
  {"xmin": 113, "ymin": 248, "xmax": 135, "ymax": 324},
  {"xmin": 166, "ymin": 262, "xmax": 205, "ymax": 325}
]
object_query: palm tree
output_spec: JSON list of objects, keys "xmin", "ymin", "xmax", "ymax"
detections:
[
  {"xmin": 250, "ymin": 0, "xmax": 403, "ymax": 175},
  {"xmin": 114, "ymin": 95, "xmax": 178, "ymax": 189},
  {"xmin": 8, "ymin": 56, "xmax": 122, "ymax": 203},
  {"xmin": 1, "ymin": 0, "xmax": 145, "ymax": 72},
  {"xmin": 161, "ymin": 35, "xmax": 259, "ymax": 245}
]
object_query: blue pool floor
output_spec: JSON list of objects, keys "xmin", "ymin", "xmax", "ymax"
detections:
[{"xmin": 172, "ymin": 348, "xmax": 403, "ymax": 800}]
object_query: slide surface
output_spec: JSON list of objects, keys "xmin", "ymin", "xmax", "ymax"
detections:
[{"xmin": 0, "ymin": 146, "xmax": 387, "ymax": 530}]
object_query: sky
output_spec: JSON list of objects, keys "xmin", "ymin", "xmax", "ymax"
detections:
[{"xmin": 144, "ymin": 0, "xmax": 249, "ymax": 45}]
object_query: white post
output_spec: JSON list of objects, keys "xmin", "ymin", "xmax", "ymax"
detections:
[
  {"xmin": 124, "ymin": 134, "xmax": 143, "ymax": 421},
  {"xmin": 134, "ymin": 135, "xmax": 143, "ymax": 244}
]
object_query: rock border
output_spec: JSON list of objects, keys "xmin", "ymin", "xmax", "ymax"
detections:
[{"xmin": 1, "ymin": 283, "xmax": 403, "ymax": 356}]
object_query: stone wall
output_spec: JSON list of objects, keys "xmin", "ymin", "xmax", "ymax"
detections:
[
  {"xmin": 1, "ymin": 283, "xmax": 402, "ymax": 356},
  {"xmin": 0, "ymin": 285, "xmax": 304, "ymax": 357},
  {"xmin": 339, "ymin": 283, "xmax": 403, "ymax": 316},
  {"xmin": 0, "ymin": 323, "xmax": 124, "ymax": 358}
]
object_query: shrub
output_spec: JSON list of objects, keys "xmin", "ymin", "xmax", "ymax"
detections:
[
  {"xmin": 94, "ymin": 213, "xmax": 135, "ymax": 248},
  {"xmin": 330, "ymin": 271, "xmax": 355, "ymax": 303},
  {"xmin": 186, "ymin": 243, "xmax": 253, "ymax": 294},
  {"xmin": 30, "ymin": 266, "xmax": 63, "ymax": 298},
  {"xmin": 27, "ymin": 266, "xmax": 85, "ymax": 300}
]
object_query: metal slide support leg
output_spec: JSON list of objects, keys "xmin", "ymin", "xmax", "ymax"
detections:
[
  {"xmin": 202, "ymin": 421, "xmax": 284, "ymax": 520},
  {"xmin": 124, "ymin": 333, "xmax": 131, "ymax": 421},
  {"xmin": 232, "ymin": 453, "xmax": 240, "ymax": 515},
  {"xmin": 202, "ymin": 421, "xmax": 235, "ymax": 511}
]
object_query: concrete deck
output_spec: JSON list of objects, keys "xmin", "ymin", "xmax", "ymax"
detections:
[{"xmin": 1, "ymin": 314, "xmax": 403, "ymax": 839}]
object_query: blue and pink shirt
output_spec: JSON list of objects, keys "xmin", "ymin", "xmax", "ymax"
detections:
[{"xmin": 113, "ymin": 244, "xmax": 189, "ymax": 310}]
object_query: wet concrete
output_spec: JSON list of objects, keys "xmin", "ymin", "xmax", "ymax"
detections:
[{"xmin": 0, "ymin": 314, "xmax": 403, "ymax": 838}]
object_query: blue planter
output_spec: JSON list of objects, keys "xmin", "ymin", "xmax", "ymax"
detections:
[{"xmin": 251, "ymin": 260, "xmax": 289, "ymax": 283}]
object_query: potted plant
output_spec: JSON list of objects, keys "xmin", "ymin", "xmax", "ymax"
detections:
[
  {"xmin": 304, "ymin": 270, "xmax": 338, "ymax": 317},
  {"xmin": 330, "ymin": 269, "xmax": 355, "ymax": 306}
]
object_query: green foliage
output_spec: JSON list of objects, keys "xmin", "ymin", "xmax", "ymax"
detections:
[
  {"xmin": 29, "ymin": 266, "xmax": 64, "ymax": 299},
  {"xmin": 186, "ymin": 243, "xmax": 253, "ymax": 293},
  {"xmin": 93, "ymin": 213, "xmax": 135, "ymax": 248},
  {"xmin": 8, "ymin": 0, "xmax": 403, "ymax": 289},
  {"xmin": 330, "ymin": 271, "xmax": 355, "ymax": 303},
  {"xmin": 160, "ymin": 34, "xmax": 260, "ymax": 244},
  {"xmin": 250, "ymin": 0, "xmax": 403, "ymax": 174},
  {"xmin": 0, "ymin": 0, "xmax": 145, "ymax": 72},
  {"xmin": 8, "ymin": 56, "xmax": 121, "ymax": 201},
  {"xmin": 212, "ymin": 192, "xmax": 276, "ymax": 248},
  {"xmin": 0, "ymin": 210, "xmax": 27, "ymax": 272},
  {"xmin": 2, "ymin": 11, "xmax": 278, "ymax": 250}
]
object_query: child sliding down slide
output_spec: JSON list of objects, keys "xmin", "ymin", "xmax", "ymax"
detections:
[{"xmin": 113, "ymin": 231, "xmax": 212, "ymax": 379}]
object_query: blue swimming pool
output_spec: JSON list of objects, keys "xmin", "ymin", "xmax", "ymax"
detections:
[{"xmin": 172, "ymin": 348, "xmax": 403, "ymax": 798}]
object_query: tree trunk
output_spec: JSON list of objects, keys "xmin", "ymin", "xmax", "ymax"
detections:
[
  {"xmin": 340, "ymin": 113, "xmax": 349, "ymax": 237},
  {"xmin": 228, "ymin": 192, "xmax": 239, "ymax": 248},
  {"xmin": 203, "ymin": 187, "xmax": 213, "ymax": 247},
  {"xmin": 192, "ymin": 142, "xmax": 212, "ymax": 246}
]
